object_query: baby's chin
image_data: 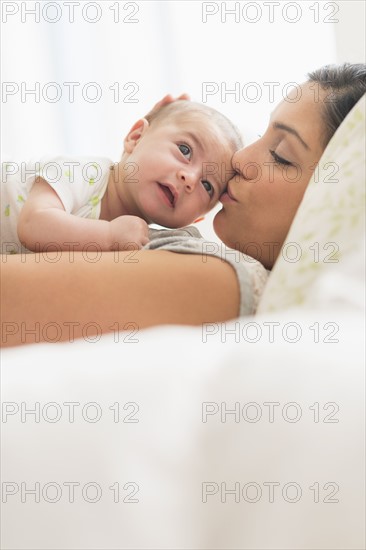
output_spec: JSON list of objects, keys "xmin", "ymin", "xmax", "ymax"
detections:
[
  {"xmin": 146, "ymin": 211, "xmax": 207, "ymax": 230},
  {"xmin": 137, "ymin": 202, "xmax": 197, "ymax": 230}
]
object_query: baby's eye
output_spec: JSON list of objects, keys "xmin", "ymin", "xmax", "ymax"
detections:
[
  {"xmin": 201, "ymin": 180, "xmax": 214, "ymax": 198},
  {"xmin": 178, "ymin": 143, "xmax": 192, "ymax": 159}
]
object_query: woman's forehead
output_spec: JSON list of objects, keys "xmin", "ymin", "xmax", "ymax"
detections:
[
  {"xmin": 269, "ymin": 83, "xmax": 325, "ymax": 151},
  {"xmin": 271, "ymin": 83, "xmax": 322, "ymax": 122}
]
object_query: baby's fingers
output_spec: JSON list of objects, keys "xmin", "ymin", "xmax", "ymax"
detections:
[
  {"xmin": 146, "ymin": 93, "xmax": 190, "ymax": 118},
  {"xmin": 141, "ymin": 235, "xmax": 150, "ymax": 246},
  {"xmin": 176, "ymin": 93, "xmax": 190, "ymax": 101}
]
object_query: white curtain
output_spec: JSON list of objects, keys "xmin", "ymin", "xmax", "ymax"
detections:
[
  {"xmin": 2, "ymin": 0, "xmax": 341, "ymax": 160},
  {"xmin": 1, "ymin": 0, "xmax": 365, "ymax": 239},
  {"xmin": 3, "ymin": 0, "xmax": 350, "ymax": 240}
]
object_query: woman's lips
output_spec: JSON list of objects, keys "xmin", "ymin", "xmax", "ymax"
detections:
[{"xmin": 220, "ymin": 184, "xmax": 237, "ymax": 203}]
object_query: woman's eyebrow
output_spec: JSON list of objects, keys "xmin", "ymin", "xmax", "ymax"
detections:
[{"xmin": 273, "ymin": 122, "xmax": 310, "ymax": 150}]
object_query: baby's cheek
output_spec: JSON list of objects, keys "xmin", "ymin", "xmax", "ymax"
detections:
[
  {"xmin": 201, "ymin": 197, "xmax": 219, "ymax": 216},
  {"xmin": 210, "ymin": 197, "xmax": 220, "ymax": 209}
]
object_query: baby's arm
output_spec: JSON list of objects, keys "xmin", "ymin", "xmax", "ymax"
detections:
[{"xmin": 17, "ymin": 177, "xmax": 149, "ymax": 251}]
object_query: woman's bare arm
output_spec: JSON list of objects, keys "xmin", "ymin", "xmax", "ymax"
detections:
[{"xmin": 1, "ymin": 250, "xmax": 239, "ymax": 347}]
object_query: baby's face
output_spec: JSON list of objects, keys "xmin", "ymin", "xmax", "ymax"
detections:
[{"xmin": 123, "ymin": 116, "xmax": 235, "ymax": 228}]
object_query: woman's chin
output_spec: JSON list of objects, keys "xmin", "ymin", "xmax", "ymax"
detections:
[{"xmin": 213, "ymin": 208, "xmax": 232, "ymax": 247}]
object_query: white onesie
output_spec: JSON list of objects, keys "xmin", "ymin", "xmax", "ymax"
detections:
[{"xmin": 1, "ymin": 156, "xmax": 112, "ymax": 254}]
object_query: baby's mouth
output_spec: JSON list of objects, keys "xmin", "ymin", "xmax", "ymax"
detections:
[{"xmin": 158, "ymin": 183, "xmax": 176, "ymax": 207}]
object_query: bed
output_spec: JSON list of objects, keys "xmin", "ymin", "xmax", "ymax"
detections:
[{"xmin": 1, "ymin": 95, "xmax": 365, "ymax": 549}]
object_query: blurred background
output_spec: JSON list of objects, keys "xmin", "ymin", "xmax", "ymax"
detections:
[{"xmin": 1, "ymin": 0, "xmax": 365, "ymax": 239}]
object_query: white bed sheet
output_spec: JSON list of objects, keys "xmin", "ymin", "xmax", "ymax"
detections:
[{"xmin": 2, "ymin": 307, "xmax": 364, "ymax": 549}]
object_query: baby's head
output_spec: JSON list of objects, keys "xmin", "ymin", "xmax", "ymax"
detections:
[{"xmin": 119, "ymin": 100, "xmax": 243, "ymax": 228}]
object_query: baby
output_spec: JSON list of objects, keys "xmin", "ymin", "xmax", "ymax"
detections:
[{"xmin": 1, "ymin": 101, "xmax": 242, "ymax": 254}]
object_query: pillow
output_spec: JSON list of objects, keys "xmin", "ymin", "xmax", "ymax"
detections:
[{"xmin": 257, "ymin": 94, "xmax": 366, "ymax": 313}]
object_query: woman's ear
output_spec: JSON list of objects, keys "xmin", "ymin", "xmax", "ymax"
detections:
[{"xmin": 124, "ymin": 118, "xmax": 149, "ymax": 153}]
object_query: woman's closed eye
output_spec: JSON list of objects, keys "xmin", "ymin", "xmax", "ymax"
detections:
[
  {"xmin": 201, "ymin": 180, "xmax": 214, "ymax": 198},
  {"xmin": 270, "ymin": 150, "xmax": 292, "ymax": 166},
  {"xmin": 178, "ymin": 143, "xmax": 192, "ymax": 160}
]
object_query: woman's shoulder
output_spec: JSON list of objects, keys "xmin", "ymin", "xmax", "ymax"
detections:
[{"xmin": 145, "ymin": 225, "xmax": 203, "ymax": 254}]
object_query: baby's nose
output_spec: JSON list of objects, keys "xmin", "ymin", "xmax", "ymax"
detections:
[{"xmin": 178, "ymin": 169, "xmax": 198, "ymax": 192}]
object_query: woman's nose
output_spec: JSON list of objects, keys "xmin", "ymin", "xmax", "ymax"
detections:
[
  {"xmin": 232, "ymin": 148, "xmax": 245, "ymax": 170},
  {"xmin": 178, "ymin": 169, "xmax": 198, "ymax": 192},
  {"xmin": 232, "ymin": 145, "xmax": 261, "ymax": 181}
]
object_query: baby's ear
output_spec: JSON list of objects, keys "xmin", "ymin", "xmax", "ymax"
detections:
[{"xmin": 124, "ymin": 118, "xmax": 149, "ymax": 153}]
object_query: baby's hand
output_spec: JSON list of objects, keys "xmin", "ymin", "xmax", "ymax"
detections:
[
  {"xmin": 109, "ymin": 215, "xmax": 149, "ymax": 250},
  {"xmin": 145, "ymin": 93, "xmax": 190, "ymax": 119}
]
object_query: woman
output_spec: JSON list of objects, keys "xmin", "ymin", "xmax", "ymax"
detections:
[{"xmin": 2, "ymin": 63, "xmax": 365, "ymax": 347}]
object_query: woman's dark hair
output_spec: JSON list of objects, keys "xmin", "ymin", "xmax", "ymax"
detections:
[{"xmin": 307, "ymin": 62, "xmax": 366, "ymax": 146}]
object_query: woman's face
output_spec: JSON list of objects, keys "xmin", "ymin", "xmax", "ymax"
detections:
[{"xmin": 213, "ymin": 82, "xmax": 327, "ymax": 269}]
